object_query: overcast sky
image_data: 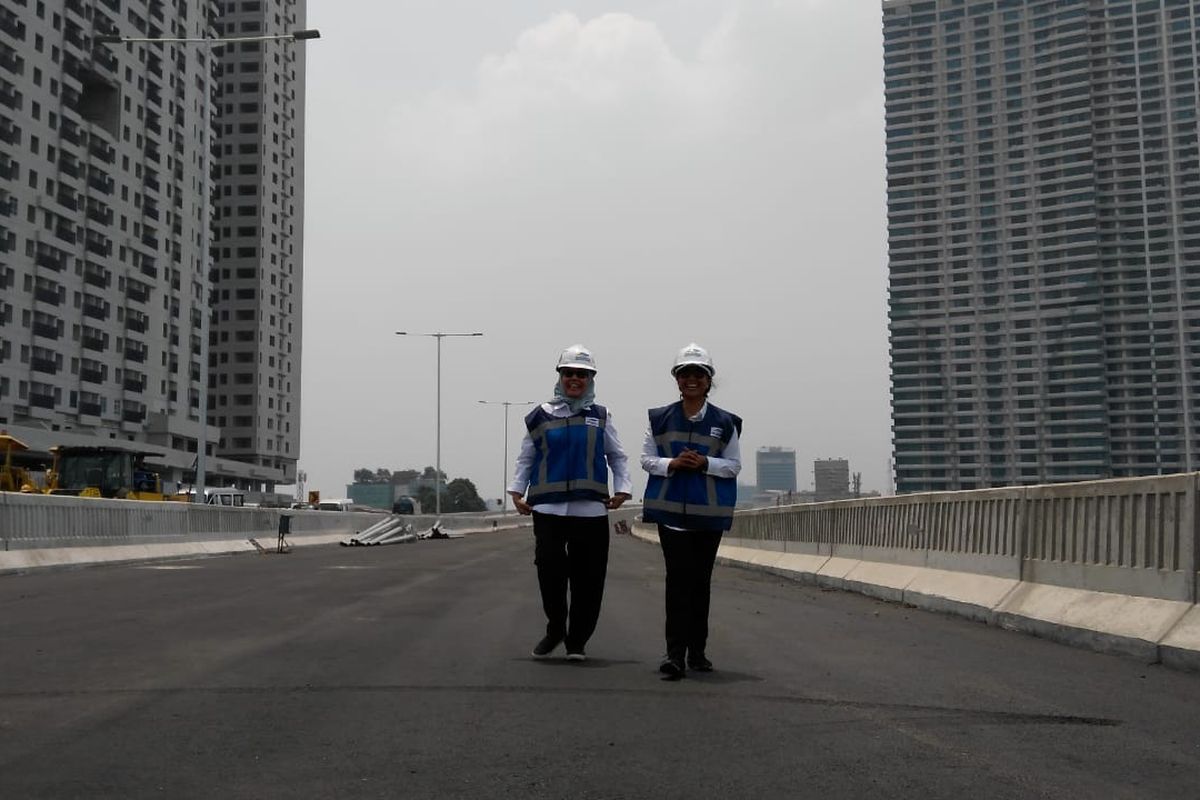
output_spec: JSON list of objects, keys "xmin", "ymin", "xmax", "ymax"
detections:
[{"xmin": 298, "ymin": 0, "xmax": 890, "ymax": 503}]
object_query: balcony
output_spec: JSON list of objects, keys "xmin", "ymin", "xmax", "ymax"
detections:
[
  {"xmin": 58, "ymin": 154, "xmax": 82, "ymax": 180},
  {"xmin": 31, "ymin": 357, "xmax": 57, "ymax": 375},
  {"xmin": 81, "ymin": 334, "xmax": 106, "ymax": 352},
  {"xmin": 122, "ymin": 407, "xmax": 146, "ymax": 424},
  {"xmin": 0, "ymin": 77, "xmax": 18, "ymax": 110},
  {"xmin": 87, "ymin": 170, "xmax": 114, "ymax": 195},
  {"xmin": 79, "ymin": 401, "xmax": 102, "ymax": 417},
  {"xmin": 91, "ymin": 45, "xmax": 118, "ymax": 74},
  {"xmin": 86, "ymin": 201, "xmax": 113, "ymax": 226},
  {"xmin": 35, "ymin": 251, "xmax": 65, "ymax": 272},
  {"xmin": 54, "ymin": 222, "xmax": 77, "ymax": 245},
  {"xmin": 123, "ymin": 376, "xmax": 145, "ymax": 393},
  {"xmin": 0, "ymin": 115, "xmax": 17, "ymax": 145},
  {"xmin": 125, "ymin": 315, "xmax": 148, "ymax": 334},
  {"xmin": 89, "ymin": 137, "xmax": 115, "ymax": 164},
  {"xmin": 32, "ymin": 321, "xmax": 59, "ymax": 340},
  {"xmin": 34, "ymin": 287, "xmax": 62, "ymax": 305},
  {"xmin": 30, "ymin": 393, "xmax": 56, "ymax": 410},
  {"xmin": 82, "ymin": 264, "xmax": 110, "ymax": 289},
  {"xmin": 56, "ymin": 186, "xmax": 80, "ymax": 211},
  {"xmin": 81, "ymin": 300, "xmax": 109, "ymax": 321},
  {"xmin": 126, "ymin": 282, "xmax": 151, "ymax": 304},
  {"xmin": 80, "ymin": 368, "xmax": 105, "ymax": 384},
  {"xmin": 124, "ymin": 345, "xmax": 147, "ymax": 364},
  {"xmin": 84, "ymin": 233, "xmax": 111, "ymax": 257}
]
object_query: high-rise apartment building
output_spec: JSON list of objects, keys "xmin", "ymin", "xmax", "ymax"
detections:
[
  {"xmin": 0, "ymin": 0, "xmax": 305, "ymax": 491},
  {"xmin": 885, "ymin": 0, "xmax": 1200, "ymax": 493},
  {"xmin": 210, "ymin": 0, "xmax": 304, "ymax": 481},
  {"xmin": 756, "ymin": 446, "xmax": 797, "ymax": 493}
]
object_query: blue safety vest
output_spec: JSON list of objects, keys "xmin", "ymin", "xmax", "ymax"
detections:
[
  {"xmin": 523, "ymin": 404, "xmax": 610, "ymax": 504},
  {"xmin": 643, "ymin": 402, "xmax": 742, "ymax": 531}
]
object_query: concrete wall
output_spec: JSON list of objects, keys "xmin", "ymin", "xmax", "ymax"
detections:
[
  {"xmin": 0, "ymin": 491, "xmax": 383, "ymax": 550},
  {"xmin": 726, "ymin": 474, "xmax": 1198, "ymax": 604}
]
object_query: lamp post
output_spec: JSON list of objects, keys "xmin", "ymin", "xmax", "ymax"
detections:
[
  {"xmin": 478, "ymin": 400, "xmax": 537, "ymax": 512},
  {"xmin": 396, "ymin": 331, "xmax": 483, "ymax": 515},
  {"xmin": 94, "ymin": 28, "xmax": 320, "ymax": 502}
]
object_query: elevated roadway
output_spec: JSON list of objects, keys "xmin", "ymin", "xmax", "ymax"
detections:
[{"xmin": 1, "ymin": 530, "xmax": 1198, "ymax": 798}]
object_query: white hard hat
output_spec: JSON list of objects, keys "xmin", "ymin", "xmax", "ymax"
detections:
[
  {"xmin": 557, "ymin": 344, "xmax": 597, "ymax": 373},
  {"xmin": 672, "ymin": 343, "xmax": 714, "ymax": 376}
]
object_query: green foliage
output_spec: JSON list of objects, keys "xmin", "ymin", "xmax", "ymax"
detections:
[
  {"xmin": 354, "ymin": 468, "xmax": 393, "ymax": 484},
  {"xmin": 414, "ymin": 477, "xmax": 487, "ymax": 513}
]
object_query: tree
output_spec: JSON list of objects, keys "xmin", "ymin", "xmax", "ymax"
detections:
[
  {"xmin": 353, "ymin": 468, "xmax": 394, "ymax": 485},
  {"xmin": 421, "ymin": 465, "xmax": 448, "ymax": 481},
  {"xmin": 445, "ymin": 478, "xmax": 486, "ymax": 512},
  {"xmin": 390, "ymin": 469, "xmax": 419, "ymax": 486},
  {"xmin": 414, "ymin": 477, "xmax": 486, "ymax": 513}
]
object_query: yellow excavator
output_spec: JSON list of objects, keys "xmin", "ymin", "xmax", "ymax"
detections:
[
  {"xmin": 46, "ymin": 446, "xmax": 168, "ymax": 501},
  {"xmin": 0, "ymin": 432, "xmax": 41, "ymax": 493}
]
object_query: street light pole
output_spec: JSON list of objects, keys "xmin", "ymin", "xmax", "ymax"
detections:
[
  {"xmin": 478, "ymin": 400, "xmax": 537, "ymax": 512},
  {"xmin": 396, "ymin": 331, "xmax": 483, "ymax": 515},
  {"xmin": 95, "ymin": 28, "xmax": 319, "ymax": 502}
]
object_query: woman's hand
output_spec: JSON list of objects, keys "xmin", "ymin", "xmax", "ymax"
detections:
[
  {"xmin": 510, "ymin": 492, "xmax": 533, "ymax": 515},
  {"xmin": 669, "ymin": 449, "xmax": 708, "ymax": 472},
  {"xmin": 606, "ymin": 493, "xmax": 631, "ymax": 510}
]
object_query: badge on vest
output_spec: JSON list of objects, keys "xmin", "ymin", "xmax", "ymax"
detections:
[
  {"xmin": 586, "ymin": 417, "xmax": 602, "ymax": 427},
  {"xmin": 710, "ymin": 427, "xmax": 723, "ymax": 438}
]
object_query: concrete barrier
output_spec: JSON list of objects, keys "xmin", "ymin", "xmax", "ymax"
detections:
[
  {"xmin": 0, "ymin": 493, "xmax": 533, "ymax": 572},
  {"xmin": 633, "ymin": 474, "xmax": 1200, "ymax": 671}
]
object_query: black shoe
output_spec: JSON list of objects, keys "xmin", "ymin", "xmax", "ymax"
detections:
[
  {"xmin": 532, "ymin": 634, "xmax": 563, "ymax": 659},
  {"xmin": 566, "ymin": 649, "xmax": 587, "ymax": 662},
  {"xmin": 687, "ymin": 654, "xmax": 713, "ymax": 672},
  {"xmin": 659, "ymin": 657, "xmax": 685, "ymax": 680}
]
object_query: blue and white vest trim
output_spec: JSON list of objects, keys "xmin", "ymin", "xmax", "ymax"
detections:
[
  {"xmin": 643, "ymin": 402, "xmax": 742, "ymax": 531},
  {"xmin": 523, "ymin": 404, "xmax": 610, "ymax": 504}
]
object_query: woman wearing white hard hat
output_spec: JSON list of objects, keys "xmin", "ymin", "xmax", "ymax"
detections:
[
  {"xmin": 509, "ymin": 345, "xmax": 632, "ymax": 662},
  {"xmin": 641, "ymin": 343, "xmax": 743, "ymax": 680}
]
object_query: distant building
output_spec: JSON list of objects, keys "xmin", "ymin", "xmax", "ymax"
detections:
[
  {"xmin": 756, "ymin": 447, "xmax": 797, "ymax": 493},
  {"xmin": 346, "ymin": 482, "xmax": 399, "ymax": 511},
  {"xmin": 814, "ymin": 458, "xmax": 850, "ymax": 502}
]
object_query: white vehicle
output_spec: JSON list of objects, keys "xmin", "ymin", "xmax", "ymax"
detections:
[
  {"xmin": 316, "ymin": 498, "xmax": 352, "ymax": 512},
  {"xmin": 175, "ymin": 487, "xmax": 246, "ymax": 507}
]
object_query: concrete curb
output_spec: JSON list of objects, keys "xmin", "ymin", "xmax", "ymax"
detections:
[{"xmin": 630, "ymin": 524, "xmax": 1200, "ymax": 672}]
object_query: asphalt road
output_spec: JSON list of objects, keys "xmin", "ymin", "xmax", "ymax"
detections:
[{"xmin": 1, "ymin": 530, "xmax": 1198, "ymax": 799}]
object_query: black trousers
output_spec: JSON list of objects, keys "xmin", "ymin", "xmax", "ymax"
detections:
[
  {"xmin": 658, "ymin": 526, "xmax": 723, "ymax": 661},
  {"xmin": 532, "ymin": 512, "xmax": 610, "ymax": 650}
]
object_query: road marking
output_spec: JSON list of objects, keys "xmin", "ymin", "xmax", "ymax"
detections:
[
  {"xmin": 136, "ymin": 565, "xmax": 201, "ymax": 570},
  {"xmin": 325, "ymin": 565, "xmax": 376, "ymax": 570}
]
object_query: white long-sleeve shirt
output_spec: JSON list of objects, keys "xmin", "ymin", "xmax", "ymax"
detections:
[
  {"xmin": 639, "ymin": 402, "xmax": 742, "ymax": 479},
  {"xmin": 508, "ymin": 401, "xmax": 633, "ymax": 518}
]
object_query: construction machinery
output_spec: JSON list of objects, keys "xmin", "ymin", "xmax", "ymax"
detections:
[
  {"xmin": 46, "ymin": 446, "xmax": 168, "ymax": 500},
  {"xmin": 0, "ymin": 432, "xmax": 40, "ymax": 493}
]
